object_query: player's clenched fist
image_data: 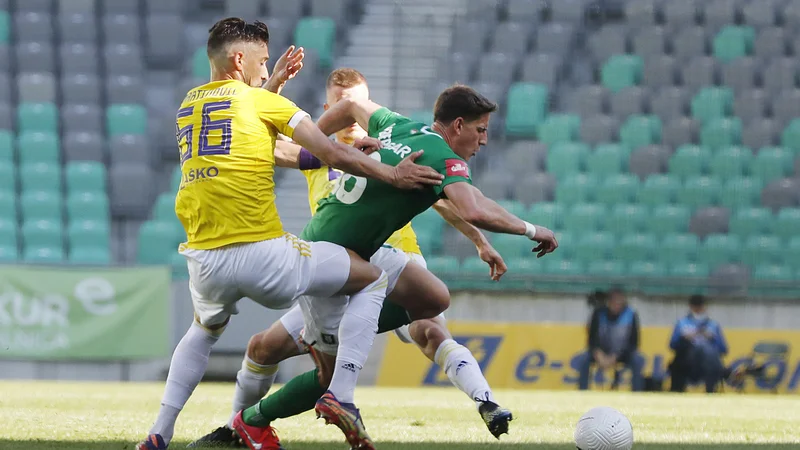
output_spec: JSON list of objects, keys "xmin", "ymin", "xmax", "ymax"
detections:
[{"xmin": 391, "ymin": 150, "xmax": 444, "ymax": 190}]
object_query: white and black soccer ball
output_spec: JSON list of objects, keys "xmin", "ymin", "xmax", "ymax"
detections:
[{"xmin": 574, "ymin": 406, "xmax": 634, "ymax": 450}]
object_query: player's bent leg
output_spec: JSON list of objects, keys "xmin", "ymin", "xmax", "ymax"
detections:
[{"xmin": 388, "ymin": 261, "xmax": 450, "ymax": 322}]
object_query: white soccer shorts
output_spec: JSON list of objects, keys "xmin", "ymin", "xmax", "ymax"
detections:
[
  {"xmin": 180, "ymin": 234, "xmax": 350, "ymax": 327},
  {"xmin": 393, "ymin": 252, "xmax": 447, "ymax": 344},
  {"xmin": 297, "ymin": 246, "xmax": 411, "ymax": 355}
]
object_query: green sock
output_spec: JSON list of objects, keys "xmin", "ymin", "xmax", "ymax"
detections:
[{"xmin": 242, "ymin": 368, "xmax": 325, "ymax": 427}]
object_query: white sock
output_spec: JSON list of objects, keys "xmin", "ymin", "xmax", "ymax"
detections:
[
  {"xmin": 149, "ymin": 321, "xmax": 222, "ymax": 444},
  {"xmin": 435, "ymin": 339, "xmax": 495, "ymax": 407},
  {"xmin": 227, "ymin": 356, "xmax": 279, "ymax": 427},
  {"xmin": 328, "ymin": 270, "xmax": 388, "ymax": 404}
]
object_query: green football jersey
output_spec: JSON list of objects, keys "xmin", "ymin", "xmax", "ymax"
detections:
[{"xmin": 300, "ymin": 107, "xmax": 472, "ymax": 260}]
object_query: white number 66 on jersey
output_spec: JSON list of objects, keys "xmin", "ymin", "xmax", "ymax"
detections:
[{"xmin": 333, "ymin": 152, "xmax": 382, "ymax": 204}]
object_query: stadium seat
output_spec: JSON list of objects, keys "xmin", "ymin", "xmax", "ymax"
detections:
[
  {"xmin": 153, "ymin": 192, "xmax": 178, "ymax": 222},
  {"xmin": 546, "ymin": 142, "xmax": 589, "ymax": 180},
  {"xmin": 524, "ymin": 202, "xmax": 564, "ymax": 230},
  {"xmin": 638, "ymin": 174, "xmax": 680, "ymax": 207},
  {"xmin": 587, "ymin": 144, "xmax": 626, "ymax": 176},
  {"xmin": 563, "ymin": 203, "xmax": 605, "ymax": 232},
  {"xmin": 0, "ymin": 164, "xmax": 15, "ymax": 196},
  {"xmin": 505, "ymin": 83, "xmax": 548, "ymax": 137},
  {"xmin": 678, "ymin": 176, "xmax": 722, "ymax": 209},
  {"xmin": 595, "ymin": 174, "xmax": 638, "ymax": 205},
  {"xmin": 601, "ymin": 55, "xmax": 643, "ymax": 93},
  {"xmin": 65, "ymin": 161, "xmax": 106, "ymax": 195},
  {"xmin": 67, "ymin": 220, "xmax": 110, "ymax": 249},
  {"xmin": 643, "ymin": 54, "xmax": 677, "ymax": 88},
  {"xmin": 19, "ymin": 163, "xmax": 61, "ymax": 193},
  {"xmin": 699, "ymin": 233, "xmax": 741, "ymax": 268},
  {"xmin": 0, "ymin": 130, "xmax": 12, "ymax": 164},
  {"xmin": 682, "ymin": 57, "xmax": 717, "ymax": 92},
  {"xmin": 491, "ymin": 234, "xmax": 532, "ymax": 259},
  {"xmin": 606, "ymin": 204, "xmax": 648, "ymax": 234},
  {"xmin": 425, "ymin": 256, "xmax": 460, "ymax": 276},
  {"xmin": 610, "ymin": 86, "xmax": 646, "ymax": 118},
  {"xmin": 721, "ymin": 57, "xmax": 757, "ymax": 93},
  {"xmin": 587, "ymin": 261, "xmax": 627, "ymax": 289},
  {"xmin": 0, "ymin": 11, "xmax": 8, "ymax": 44},
  {"xmin": 742, "ymin": 235, "xmax": 783, "ymax": 267},
  {"xmin": 23, "ymin": 246, "xmax": 65, "ymax": 264},
  {"xmin": 191, "ymin": 47, "xmax": 210, "ymax": 79},
  {"xmin": 650, "ymin": 87, "xmax": 688, "ymax": 121},
  {"xmin": 0, "ymin": 216, "xmax": 17, "ymax": 246},
  {"xmin": 728, "ymin": 207, "xmax": 773, "ymax": 238},
  {"xmin": 613, "ymin": 233, "xmax": 657, "ymax": 263},
  {"xmin": 295, "ymin": 18, "xmax": 335, "ymax": 68},
  {"xmin": 700, "ymin": 118, "xmax": 742, "ymax": 150},
  {"xmin": 762, "ymin": 58, "xmax": 797, "ymax": 94},
  {"xmin": 458, "ymin": 257, "xmax": 495, "ymax": 290},
  {"xmin": 555, "ymin": 174, "xmax": 597, "ymax": 204},
  {"xmin": 709, "ymin": 146, "xmax": 753, "ymax": 179},
  {"xmin": 106, "ymin": 104, "xmax": 148, "ymax": 136},
  {"xmin": 411, "ymin": 207, "xmax": 444, "ymax": 236},
  {"xmin": 62, "ymin": 104, "xmax": 103, "ymax": 135},
  {"xmin": 0, "ymin": 191, "xmax": 16, "ymax": 222},
  {"xmin": 761, "ymin": 178, "xmax": 800, "ymax": 211},
  {"xmin": 69, "ymin": 245, "xmax": 111, "ymax": 265},
  {"xmin": 662, "ymin": 233, "xmax": 699, "ymax": 264},
  {"xmin": 734, "ymin": 90, "xmax": 768, "ymax": 124},
  {"xmin": 667, "ymin": 262, "xmax": 710, "ymax": 294},
  {"xmin": 690, "ymin": 87, "xmax": 733, "ymax": 124},
  {"xmin": 780, "ymin": 119, "xmax": 800, "ymax": 153},
  {"xmin": 619, "ymin": 115, "xmax": 661, "ymax": 150},
  {"xmin": 17, "ymin": 132, "xmax": 59, "ymax": 165},
  {"xmin": 629, "ymin": 146, "xmax": 669, "ymax": 180},
  {"xmin": 21, "ymin": 219, "xmax": 63, "ymax": 250},
  {"xmin": 719, "ymin": 177, "xmax": 763, "ymax": 209},
  {"xmin": 713, "ymin": 25, "xmax": 754, "ymax": 62},
  {"xmin": 537, "ymin": 114, "xmax": 580, "ymax": 145},
  {"xmin": 18, "ymin": 73, "xmax": 56, "ymax": 103},
  {"xmin": 66, "ymin": 192, "xmax": 109, "ymax": 222},
  {"xmin": 650, "ymin": 204, "xmax": 691, "ymax": 234},
  {"xmin": 752, "ymin": 147, "xmax": 793, "ymax": 183},
  {"xmin": 137, "ymin": 220, "xmax": 182, "ymax": 265},
  {"xmin": 669, "ymin": 145, "xmax": 712, "ymax": 179},
  {"xmin": 575, "ymin": 232, "xmax": 615, "ymax": 262},
  {"xmin": 773, "ymin": 208, "xmax": 800, "ymax": 240},
  {"xmin": 20, "ymin": 190, "xmax": 62, "ymax": 222}
]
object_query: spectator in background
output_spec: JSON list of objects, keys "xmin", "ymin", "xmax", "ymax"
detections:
[
  {"xmin": 668, "ymin": 295, "xmax": 729, "ymax": 393},
  {"xmin": 578, "ymin": 287, "xmax": 644, "ymax": 391}
]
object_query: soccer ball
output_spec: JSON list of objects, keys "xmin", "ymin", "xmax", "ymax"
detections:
[{"xmin": 574, "ymin": 406, "xmax": 634, "ymax": 450}]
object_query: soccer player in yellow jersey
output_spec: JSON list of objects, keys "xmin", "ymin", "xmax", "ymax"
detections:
[{"xmin": 138, "ymin": 18, "xmax": 445, "ymax": 450}]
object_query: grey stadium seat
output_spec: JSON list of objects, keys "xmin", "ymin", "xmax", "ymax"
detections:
[
  {"xmin": 690, "ymin": 207, "xmax": 730, "ymax": 239},
  {"xmin": 145, "ymin": 15, "xmax": 184, "ymax": 65},
  {"xmin": 61, "ymin": 73, "xmax": 101, "ymax": 105},
  {"xmin": 536, "ymin": 23, "xmax": 576, "ymax": 55},
  {"xmin": 662, "ymin": 118, "xmax": 699, "ymax": 148},
  {"xmin": 507, "ymin": 0, "xmax": 546, "ymax": 21},
  {"xmin": 441, "ymin": 52, "xmax": 476, "ymax": 84},
  {"xmin": 761, "ymin": 178, "xmax": 800, "ymax": 211},
  {"xmin": 62, "ymin": 104, "xmax": 103, "ymax": 134},
  {"xmin": 474, "ymin": 173, "xmax": 509, "ymax": 200},
  {"xmin": 0, "ymin": 104, "xmax": 12, "ymax": 130},
  {"xmin": 783, "ymin": 1, "xmax": 800, "ymax": 31},
  {"xmin": 0, "ymin": 74, "xmax": 9, "ymax": 103},
  {"xmin": 17, "ymin": 72, "xmax": 56, "ymax": 103},
  {"xmin": 15, "ymin": 0, "xmax": 52, "ymax": 12},
  {"xmin": 521, "ymin": 53, "xmax": 562, "ymax": 88},
  {"xmin": 477, "ymin": 53, "xmax": 516, "ymax": 87},
  {"xmin": 643, "ymin": 55, "xmax": 678, "ymax": 88},
  {"xmin": 106, "ymin": 75, "xmax": 143, "ymax": 104},
  {"xmin": 722, "ymin": 57, "xmax": 757, "ymax": 92},
  {"xmin": 762, "ymin": 58, "xmax": 798, "ymax": 94},
  {"xmin": 266, "ymin": 0, "xmax": 304, "ymax": 19},
  {"xmin": 310, "ymin": 0, "xmax": 348, "ymax": 23},
  {"xmin": 772, "ymin": 89, "xmax": 800, "ymax": 127},
  {"xmin": 60, "ymin": 43, "xmax": 99, "ymax": 75},
  {"xmin": 651, "ymin": 86, "xmax": 689, "ymax": 121},
  {"xmin": 743, "ymin": 0, "xmax": 778, "ymax": 28},
  {"xmin": 506, "ymin": 141, "xmax": 548, "ymax": 175},
  {"xmin": 565, "ymin": 84, "xmax": 608, "ymax": 117},
  {"xmin": 224, "ymin": 0, "xmax": 262, "ymax": 18},
  {"xmin": 14, "ymin": 12, "xmax": 53, "ymax": 43},
  {"xmin": 59, "ymin": 0, "xmax": 96, "ymax": 14},
  {"xmin": 451, "ymin": 20, "xmax": 489, "ymax": 54},
  {"xmin": 145, "ymin": 0, "xmax": 185, "ymax": 14},
  {"xmin": 663, "ymin": 0, "xmax": 700, "ymax": 30},
  {"xmin": 590, "ymin": 25, "xmax": 628, "ymax": 63},
  {"xmin": 491, "ymin": 22, "xmax": 531, "ymax": 56},
  {"xmin": 0, "ymin": 45, "xmax": 9, "ymax": 74},
  {"xmin": 471, "ymin": 82, "xmax": 504, "ymax": 107},
  {"xmin": 632, "ymin": 26, "xmax": 667, "ymax": 60},
  {"xmin": 673, "ymin": 26, "xmax": 708, "ymax": 61},
  {"xmin": 733, "ymin": 89, "xmax": 767, "ymax": 123},
  {"xmin": 110, "ymin": 135, "xmax": 150, "ymax": 166},
  {"xmin": 514, "ymin": 173, "xmax": 555, "ymax": 205},
  {"xmin": 59, "ymin": 13, "xmax": 97, "ymax": 43},
  {"xmin": 550, "ymin": 0, "xmax": 587, "ymax": 23},
  {"xmin": 63, "ymin": 132, "xmax": 105, "ymax": 163},
  {"xmin": 753, "ymin": 27, "xmax": 786, "ymax": 60},
  {"xmin": 790, "ymin": 33, "xmax": 800, "ymax": 59},
  {"xmin": 101, "ymin": 0, "xmax": 139, "ymax": 14},
  {"xmin": 102, "ymin": 15, "xmax": 141, "ymax": 45},
  {"xmin": 741, "ymin": 118, "xmax": 777, "ymax": 150},
  {"xmin": 110, "ymin": 164, "xmax": 155, "ymax": 219},
  {"xmin": 16, "ymin": 42, "xmax": 56, "ymax": 73},
  {"xmin": 708, "ymin": 264, "xmax": 750, "ymax": 296},
  {"xmin": 580, "ymin": 115, "xmax": 619, "ymax": 145},
  {"xmin": 625, "ymin": 0, "xmax": 659, "ymax": 29},
  {"xmin": 681, "ymin": 57, "xmax": 718, "ymax": 92},
  {"xmin": 610, "ymin": 86, "xmax": 647, "ymax": 119},
  {"xmin": 629, "ymin": 145, "xmax": 669, "ymax": 179},
  {"xmin": 262, "ymin": 18, "xmax": 293, "ymax": 56},
  {"xmin": 104, "ymin": 44, "xmax": 144, "ymax": 76},
  {"xmin": 464, "ymin": 0, "xmax": 502, "ymax": 21},
  {"xmin": 703, "ymin": 0, "xmax": 741, "ymax": 34}
]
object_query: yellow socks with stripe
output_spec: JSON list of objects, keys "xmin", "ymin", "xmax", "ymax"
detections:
[
  {"xmin": 328, "ymin": 270, "xmax": 388, "ymax": 404},
  {"xmin": 435, "ymin": 338, "xmax": 495, "ymax": 407},
  {"xmin": 150, "ymin": 321, "xmax": 223, "ymax": 445},
  {"xmin": 227, "ymin": 356, "xmax": 279, "ymax": 428}
]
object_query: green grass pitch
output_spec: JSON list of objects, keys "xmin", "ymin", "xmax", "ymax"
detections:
[{"xmin": 1, "ymin": 381, "xmax": 799, "ymax": 449}]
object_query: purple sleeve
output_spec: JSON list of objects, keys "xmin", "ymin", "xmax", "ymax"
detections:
[{"xmin": 298, "ymin": 148, "xmax": 323, "ymax": 170}]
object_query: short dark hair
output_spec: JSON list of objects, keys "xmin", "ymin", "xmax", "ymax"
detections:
[
  {"xmin": 327, "ymin": 68, "xmax": 368, "ymax": 89},
  {"xmin": 207, "ymin": 17, "xmax": 270, "ymax": 59},
  {"xmin": 433, "ymin": 84, "xmax": 498, "ymax": 124},
  {"xmin": 689, "ymin": 294, "xmax": 706, "ymax": 306}
]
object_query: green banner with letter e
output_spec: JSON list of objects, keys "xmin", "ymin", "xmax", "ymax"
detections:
[{"xmin": 0, "ymin": 265, "xmax": 170, "ymax": 360}]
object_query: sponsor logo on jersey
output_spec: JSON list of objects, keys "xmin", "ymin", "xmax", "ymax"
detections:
[
  {"xmin": 378, "ymin": 124, "xmax": 413, "ymax": 158},
  {"xmin": 446, "ymin": 159, "xmax": 470, "ymax": 178},
  {"xmin": 180, "ymin": 166, "xmax": 220, "ymax": 188}
]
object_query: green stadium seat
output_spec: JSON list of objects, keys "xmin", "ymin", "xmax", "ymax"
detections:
[
  {"xmin": 499, "ymin": 258, "xmax": 538, "ymax": 290},
  {"xmin": 595, "ymin": 174, "xmax": 639, "ymax": 205},
  {"xmin": 65, "ymin": 161, "xmax": 106, "ymax": 195},
  {"xmin": 496, "ymin": 199, "xmax": 526, "ymax": 218},
  {"xmin": 700, "ymin": 118, "xmax": 742, "ymax": 150},
  {"xmin": 171, "ymin": 165, "xmax": 182, "ymax": 192},
  {"xmin": 563, "ymin": 202, "xmax": 605, "ymax": 232},
  {"xmin": 547, "ymin": 142, "xmax": 590, "ymax": 179},
  {"xmin": 587, "ymin": 144, "xmax": 627, "ymax": 176},
  {"xmin": 460, "ymin": 257, "xmax": 495, "ymax": 290},
  {"xmin": 677, "ymin": 176, "xmax": 722, "ymax": 208},
  {"xmin": 786, "ymin": 237, "xmax": 800, "ymax": 270},
  {"xmin": 66, "ymin": 192, "xmax": 109, "ymax": 222},
  {"xmin": 537, "ymin": 114, "xmax": 580, "ymax": 145},
  {"xmin": 106, "ymin": 104, "xmax": 148, "ymax": 136},
  {"xmin": 752, "ymin": 266, "xmax": 796, "ymax": 298},
  {"xmin": 415, "ymin": 228, "xmax": 438, "ymax": 255},
  {"xmin": 0, "ymin": 11, "xmax": 9, "ymax": 44},
  {"xmin": 542, "ymin": 258, "xmax": 585, "ymax": 276},
  {"xmin": 713, "ymin": 26, "xmax": 754, "ymax": 63},
  {"xmin": 153, "ymin": 192, "xmax": 177, "ymax": 221},
  {"xmin": 753, "ymin": 264, "xmax": 793, "ymax": 281},
  {"xmin": 0, "ymin": 218, "xmax": 17, "ymax": 248},
  {"xmin": 699, "ymin": 233, "xmax": 741, "ymax": 268},
  {"xmin": 491, "ymin": 233, "xmax": 531, "ymax": 259},
  {"xmin": 690, "ymin": 87, "xmax": 733, "ymax": 124},
  {"xmin": 19, "ymin": 163, "xmax": 61, "ymax": 193},
  {"xmin": 628, "ymin": 261, "xmax": 668, "ymax": 288},
  {"xmin": 619, "ymin": 115, "xmax": 662, "ymax": 149},
  {"xmin": 505, "ymin": 83, "xmax": 549, "ymax": 137},
  {"xmin": 538, "ymin": 259, "xmax": 588, "ymax": 293},
  {"xmin": 191, "ymin": 47, "xmax": 210, "ymax": 79},
  {"xmin": 69, "ymin": 246, "xmax": 111, "ymax": 265},
  {"xmin": 0, "ymin": 165, "xmax": 14, "ymax": 195},
  {"xmin": 601, "ymin": 55, "xmax": 643, "ymax": 93},
  {"xmin": 17, "ymin": 103, "xmax": 59, "ymax": 133},
  {"xmin": 171, "ymin": 251, "xmax": 189, "ymax": 279},
  {"xmin": 669, "ymin": 145, "xmax": 712, "ymax": 179},
  {"xmin": 0, "ymin": 193, "xmax": 16, "ymax": 224},
  {"xmin": 524, "ymin": 202, "xmax": 564, "ymax": 230},
  {"xmin": 774, "ymin": 208, "xmax": 800, "ymax": 240},
  {"xmin": 425, "ymin": 256, "xmax": 460, "ymax": 275},
  {"xmin": 668, "ymin": 262, "xmax": 710, "ymax": 295},
  {"xmin": 411, "ymin": 207, "xmax": 445, "ymax": 236},
  {"xmin": 613, "ymin": 233, "xmax": 657, "ymax": 263},
  {"xmin": 661, "ymin": 233, "xmax": 699, "ymax": 264},
  {"xmin": 575, "ymin": 232, "xmax": 615, "ymax": 262},
  {"xmin": 742, "ymin": 235, "xmax": 782, "ymax": 267},
  {"xmin": 68, "ymin": 220, "xmax": 110, "ymax": 249},
  {"xmin": 23, "ymin": 246, "xmax": 65, "ymax": 264},
  {"xmin": 20, "ymin": 191, "xmax": 62, "ymax": 222},
  {"xmin": 709, "ymin": 146, "xmax": 753, "ymax": 179},
  {"xmin": 137, "ymin": 220, "xmax": 182, "ymax": 265},
  {"xmin": 650, "ymin": 204, "xmax": 690, "ymax": 234},
  {"xmin": 408, "ymin": 110, "xmax": 433, "ymax": 126},
  {"xmin": 638, "ymin": 174, "xmax": 680, "ymax": 206},
  {"xmin": 17, "ymin": 131, "xmax": 59, "ymax": 165},
  {"xmin": 719, "ymin": 177, "xmax": 763, "ymax": 209},
  {"xmin": 0, "ymin": 131, "xmax": 12, "ymax": 163},
  {"xmin": 21, "ymin": 220, "xmax": 63, "ymax": 249},
  {"xmin": 728, "ymin": 207, "xmax": 773, "ymax": 238},
  {"xmin": 780, "ymin": 119, "xmax": 800, "ymax": 154},
  {"xmin": 607, "ymin": 204, "xmax": 648, "ymax": 234},
  {"xmin": 295, "ymin": 17, "xmax": 336, "ymax": 67},
  {"xmin": 587, "ymin": 261, "xmax": 627, "ymax": 290},
  {"xmin": 752, "ymin": 147, "xmax": 793, "ymax": 183},
  {"xmin": 0, "ymin": 245, "xmax": 18, "ymax": 262},
  {"xmin": 555, "ymin": 173, "xmax": 597, "ymax": 203}
]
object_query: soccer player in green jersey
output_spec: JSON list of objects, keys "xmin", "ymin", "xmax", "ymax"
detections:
[{"xmin": 231, "ymin": 85, "xmax": 558, "ymax": 450}]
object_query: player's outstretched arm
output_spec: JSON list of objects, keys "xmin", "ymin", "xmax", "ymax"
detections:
[
  {"xmin": 292, "ymin": 117, "xmax": 443, "ymax": 189},
  {"xmin": 443, "ymin": 182, "xmax": 558, "ymax": 258},
  {"xmin": 274, "ymin": 140, "xmax": 302, "ymax": 168},
  {"xmin": 316, "ymin": 97, "xmax": 382, "ymax": 136}
]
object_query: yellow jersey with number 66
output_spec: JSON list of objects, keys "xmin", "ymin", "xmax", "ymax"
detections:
[{"xmin": 175, "ymin": 79, "xmax": 309, "ymax": 250}]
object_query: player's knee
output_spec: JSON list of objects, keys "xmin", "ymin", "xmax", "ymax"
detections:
[{"xmin": 246, "ymin": 330, "xmax": 286, "ymax": 366}]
